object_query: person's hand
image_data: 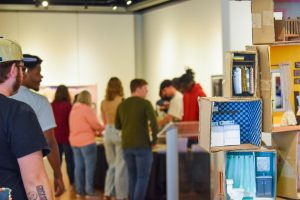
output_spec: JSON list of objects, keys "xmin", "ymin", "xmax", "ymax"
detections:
[
  {"xmin": 95, "ymin": 131, "xmax": 101, "ymax": 136},
  {"xmin": 54, "ymin": 176, "xmax": 65, "ymax": 197},
  {"xmin": 158, "ymin": 120, "xmax": 164, "ymax": 128}
]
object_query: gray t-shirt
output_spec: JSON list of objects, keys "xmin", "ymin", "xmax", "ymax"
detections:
[{"xmin": 11, "ymin": 86, "xmax": 56, "ymax": 131}]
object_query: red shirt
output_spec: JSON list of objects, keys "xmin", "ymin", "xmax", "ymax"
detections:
[
  {"xmin": 182, "ymin": 83, "xmax": 206, "ymax": 121},
  {"xmin": 51, "ymin": 101, "xmax": 72, "ymax": 144}
]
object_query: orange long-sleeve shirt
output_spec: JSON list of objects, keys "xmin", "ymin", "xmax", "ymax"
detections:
[{"xmin": 69, "ymin": 103, "xmax": 102, "ymax": 147}]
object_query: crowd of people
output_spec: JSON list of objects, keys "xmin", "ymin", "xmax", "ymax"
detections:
[{"xmin": 0, "ymin": 37, "xmax": 206, "ymax": 200}]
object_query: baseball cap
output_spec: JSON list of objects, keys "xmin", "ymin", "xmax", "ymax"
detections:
[
  {"xmin": 22, "ymin": 54, "xmax": 43, "ymax": 69},
  {"xmin": 0, "ymin": 37, "xmax": 23, "ymax": 63}
]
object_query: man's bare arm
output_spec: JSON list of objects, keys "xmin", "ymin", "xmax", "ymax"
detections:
[
  {"xmin": 44, "ymin": 128, "xmax": 65, "ymax": 197},
  {"xmin": 17, "ymin": 151, "xmax": 53, "ymax": 200}
]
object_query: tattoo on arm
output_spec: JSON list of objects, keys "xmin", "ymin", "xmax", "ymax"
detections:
[
  {"xmin": 27, "ymin": 191, "xmax": 38, "ymax": 200},
  {"xmin": 36, "ymin": 185, "xmax": 47, "ymax": 200},
  {"xmin": 27, "ymin": 185, "xmax": 48, "ymax": 200}
]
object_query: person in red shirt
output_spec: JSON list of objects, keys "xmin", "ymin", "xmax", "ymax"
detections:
[
  {"xmin": 51, "ymin": 85, "xmax": 74, "ymax": 186},
  {"xmin": 180, "ymin": 69, "xmax": 206, "ymax": 121},
  {"xmin": 179, "ymin": 69, "xmax": 206, "ymax": 146}
]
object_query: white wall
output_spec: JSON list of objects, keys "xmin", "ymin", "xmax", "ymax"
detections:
[
  {"xmin": 0, "ymin": 12, "xmax": 135, "ymax": 103},
  {"xmin": 0, "ymin": 0, "xmax": 253, "ymax": 106},
  {"xmin": 228, "ymin": 0, "xmax": 252, "ymax": 50},
  {"xmin": 141, "ymin": 0, "xmax": 224, "ymax": 103}
]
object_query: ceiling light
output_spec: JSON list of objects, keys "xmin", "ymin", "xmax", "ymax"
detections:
[
  {"xmin": 112, "ymin": 6, "xmax": 117, "ymax": 10},
  {"xmin": 127, "ymin": 0, "xmax": 132, "ymax": 5},
  {"xmin": 41, "ymin": 0, "xmax": 48, "ymax": 7}
]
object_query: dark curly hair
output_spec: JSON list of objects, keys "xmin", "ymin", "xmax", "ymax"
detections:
[{"xmin": 179, "ymin": 68, "xmax": 195, "ymax": 85}]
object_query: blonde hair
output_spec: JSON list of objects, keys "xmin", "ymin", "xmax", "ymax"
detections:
[{"xmin": 77, "ymin": 90, "xmax": 92, "ymax": 106}]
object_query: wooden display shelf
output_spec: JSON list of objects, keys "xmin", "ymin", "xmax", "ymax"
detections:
[
  {"xmin": 272, "ymin": 125, "xmax": 300, "ymax": 133},
  {"xmin": 210, "ymin": 144, "xmax": 260, "ymax": 152}
]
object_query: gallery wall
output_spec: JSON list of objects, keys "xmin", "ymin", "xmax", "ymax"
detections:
[
  {"xmin": 0, "ymin": 0, "xmax": 253, "ymax": 106},
  {"xmin": 140, "ymin": 0, "xmax": 224, "ymax": 103},
  {"xmin": 0, "ymin": 11, "xmax": 135, "ymax": 104}
]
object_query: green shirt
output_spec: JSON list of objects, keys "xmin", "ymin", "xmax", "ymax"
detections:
[{"xmin": 115, "ymin": 96, "xmax": 158, "ymax": 149}]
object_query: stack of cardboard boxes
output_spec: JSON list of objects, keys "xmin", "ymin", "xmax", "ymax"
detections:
[
  {"xmin": 197, "ymin": 0, "xmax": 300, "ymax": 198},
  {"xmin": 251, "ymin": 0, "xmax": 300, "ymax": 199},
  {"xmin": 199, "ymin": 52, "xmax": 277, "ymax": 199},
  {"xmin": 199, "ymin": 0, "xmax": 300, "ymax": 199}
]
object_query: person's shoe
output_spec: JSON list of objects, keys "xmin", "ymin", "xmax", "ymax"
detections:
[
  {"xmin": 85, "ymin": 194, "xmax": 99, "ymax": 199},
  {"xmin": 102, "ymin": 196, "xmax": 111, "ymax": 200},
  {"xmin": 76, "ymin": 193, "xmax": 85, "ymax": 198}
]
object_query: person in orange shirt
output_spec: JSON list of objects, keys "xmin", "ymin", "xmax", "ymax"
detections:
[{"xmin": 69, "ymin": 90, "xmax": 103, "ymax": 199}]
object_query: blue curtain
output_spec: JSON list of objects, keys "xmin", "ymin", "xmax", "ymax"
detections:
[{"xmin": 226, "ymin": 153, "xmax": 256, "ymax": 197}]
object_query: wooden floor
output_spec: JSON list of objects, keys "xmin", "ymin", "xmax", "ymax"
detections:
[
  {"xmin": 44, "ymin": 158, "xmax": 104, "ymax": 200},
  {"xmin": 44, "ymin": 158, "xmax": 290, "ymax": 200}
]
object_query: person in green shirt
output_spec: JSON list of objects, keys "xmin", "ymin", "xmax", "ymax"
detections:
[{"xmin": 115, "ymin": 78, "xmax": 158, "ymax": 200}]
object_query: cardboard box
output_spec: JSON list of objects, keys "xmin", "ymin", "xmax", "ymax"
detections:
[
  {"xmin": 246, "ymin": 45, "xmax": 273, "ymax": 133},
  {"xmin": 252, "ymin": 0, "xmax": 300, "ymax": 44},
  {"xmin": 272, "ymin": 126, "xmax": 300, "ymax": 199},
  {"xmin": 274, "ymin": 20, "xmax": 285, "ymax": 42},
  {"xmin": 223, "ymin": 51, "xmax": 259, "ymax": 98},
  {"xmin": 199, "ymin": 97, "xmax": 262, "ymax": 152},
  {"xmin": 210, "ymin": 148, "xmax": 277, "ymax": 200},
  {"xmin": 252, "ymin": 0, "xmax": 275, "ymax": 44}
]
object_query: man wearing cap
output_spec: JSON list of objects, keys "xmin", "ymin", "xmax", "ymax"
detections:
[
  {"xmin": 11, "ymin": 54, "xmax": 65, "ymax": 196},
  {"xmin": 0, "ymin": 37, "xmax": 53, "ymax": 199},
  {"xmin": 158, "ymin": 79, "xmax": 183, "ymax": 127}
]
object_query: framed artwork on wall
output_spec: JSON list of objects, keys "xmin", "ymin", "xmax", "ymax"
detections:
[
  {"xmin": 295, "ymin": 62, "xmax": 300, "ymax": 68},
  {"xmin": 271, "ymin": 70, "xmax": 285, "ymax": 111},
  {"xmin": 294, "ymin": 70, "xmax": 300, "ymax": 77},
  {"xmin": 295, "ymin": 78, "xmax": 300, "ymax": 84},
  {"xmin": 39, "ymin": 84, "xmax": 98, "ymax": 110}
]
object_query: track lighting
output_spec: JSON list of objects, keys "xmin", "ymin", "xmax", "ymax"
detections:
[{"xmin": 41, "ymin": 0, "xmax": 48, "ymax": 7}]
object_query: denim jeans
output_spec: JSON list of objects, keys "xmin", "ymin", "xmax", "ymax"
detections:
[
  {"xmin": 58, "ymin": 143, "xmax": 75, "ymax": 184},
  {"xmin": 72, "ymin": 143, "xmax": 97, "ymax": 195},
  {"xmin": 123, "ymin": 148, "xmax": 153, "ymax": 200},
  {"xmin": 104, "ymin": 125, "xmax": 128, "ymax": 199}
]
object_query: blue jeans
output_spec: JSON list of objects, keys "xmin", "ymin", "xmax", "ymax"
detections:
[
  {"xmin": 104, "ymin": 125, "xmax": 128, "ymax": 199},
  {"xmin": 123, "ymin": 148, "xmax": 153, "ymax": 200},
  {"xmin": 72, "ymin": 143, "xmax": 97, "ymax": 195},
  {"xmin": 58, "ymin": 143, "xmax": 75, "ymax": 184}
]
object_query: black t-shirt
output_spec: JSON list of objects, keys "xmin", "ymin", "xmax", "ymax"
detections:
[{"xmin": 0, "ymin": 94, "xmax": 50, "ymax": 200}]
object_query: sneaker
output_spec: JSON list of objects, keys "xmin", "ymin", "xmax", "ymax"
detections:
[
  {"xmin": 102, "ymin": 196, "xmax": 110, "ymax": 200},
  {"xmin": 85, "ymin": 194, "xmax": 99, "ymax": 199},
  {"xmin": 76, "ymin": 193, "xmax": 85, "ymax": 198}
]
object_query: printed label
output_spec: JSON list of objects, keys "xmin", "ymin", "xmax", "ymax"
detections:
[{"xmin": 219, "ymin": 120, "xmax": 235, "ymax": 126}]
